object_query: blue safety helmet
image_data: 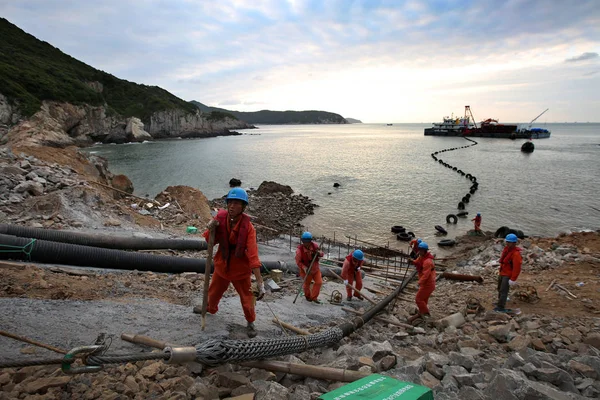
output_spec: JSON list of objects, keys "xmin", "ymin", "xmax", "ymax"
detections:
[
  {"xmin": 352, "ymin": 249, "xmax": 364, "ymax": 261},
  {"xmin": 505, "ymin": 233, "xmax": 518, "ymax": 243},
  {"xmin": 226, "ymin": 187, "xmax": 248, "ymax": 205},
  {"xmin": 418, "ymin": 242, "xmax": 429, "ymax": 250},
  {"xmin": 417, "ymin": 238, "xmax": 422, "ymax": 244},
  {"xmin": 477, "ymin": 213, "xmax": 481, "ymax": 216},
  {"xmin": 301, "ymin": 232, "xmax": 313, "ymax": 242}
]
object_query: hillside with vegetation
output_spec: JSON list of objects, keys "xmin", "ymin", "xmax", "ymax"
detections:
[
  {"xmin": 191, "ymin": 101, "xmax": 348, "ymax": 124},
  {"xmin": 0, "ymin": 18, "xmax": 198, "ymax": 121}
]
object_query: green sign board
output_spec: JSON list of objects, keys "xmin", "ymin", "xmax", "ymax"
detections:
[{"xmin": 319, "ymin": 374, "xmax": 433, "ymax": 400}]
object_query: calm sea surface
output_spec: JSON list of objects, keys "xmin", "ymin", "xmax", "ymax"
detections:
[{"xmin": 84, "ymin": 123, "xmax": 600, "ymax": 250}]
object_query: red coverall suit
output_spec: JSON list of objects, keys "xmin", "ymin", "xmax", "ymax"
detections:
[
  {"xmin": 414, "ymin": 252, "xmax": 436, "ymax": 315},
  {"xmin": 472, "ymin": 215, "xmax": 482, "ymax": 231},
  {"xmin": 295, "ymin": 242, "xmax": 323, "ymax": 301},
  {"xmin": 341, "ymin": 254, "xmax": 363, "ymax": 299},
  {"xmin": 497, "ymin": 246, "xmax": 522, "ymax": 309},
  {"xmin": 203, "ymin": 209, "xmax": 261, "ymax": 322}
]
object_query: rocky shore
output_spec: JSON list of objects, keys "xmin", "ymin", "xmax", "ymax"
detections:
[{"xmin": 0, "ymin": 144, "xmax": 599, "ymax": 400}]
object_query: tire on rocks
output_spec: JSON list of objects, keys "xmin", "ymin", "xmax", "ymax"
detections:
[{"xmin": 495, "ymin": 226, "xmax": 510, "ymax": 238}]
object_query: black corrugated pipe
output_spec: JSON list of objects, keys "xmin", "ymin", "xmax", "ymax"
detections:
[
  {"xmin": 0, "ymin": 234, "xmax": 281, "ymax": 274},
  {"xmin": 0, "ymin": 223, "xmax": 207, "ymax": 251}
]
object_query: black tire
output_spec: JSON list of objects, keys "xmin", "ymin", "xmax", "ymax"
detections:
[
  {"xmin": 470, "ymin": 189, "xmax": 476, "ymax": 194},
  {"xmin": 458, "ymin": 202, "xmax": 465, "ymax": 210},
  {"xmin": 435, "ymin": 225, "xmax": 448, "ymax": 235},
  {"xmin": 391, "ymin": 225, "xmax": 405, "ymax": 234},
  {"xmin": 516, "ymin": 229, "xmax": 525, "ymax": 239},
  {"xmin": 407, "ymin": 231, "xmax": 415, "ymax": 237},
  {"xmin": 457, "ymin": 211, "xmax": 469, "ymax": 217},
  {"xmin": 396, "ymin": 232, "xmax": 411, "ymax": 241},
  {"xmin": 438, "ymin": 239, "xmax": 456, "ymax": 247},
  {"xmin": 495, "ymin": 226, "xmax": 510, "ymax": 238},
  {"xmin": 452, "ymin": 167, "xmax": 457, "ymax": 171},
  {"xmin": 465, "ymin": 193, "xmax": 471, "ymax": 198},
  {"xmin": 466, "ymin": 173, "xmax": 472, "ymax": 179},
  {"xmin": 462, "ymin": 196, "xmax": 470, "ymax": 204},
  {"xmin": 446, "ymin": 214, "xmax": 458, "ymax": 224}
]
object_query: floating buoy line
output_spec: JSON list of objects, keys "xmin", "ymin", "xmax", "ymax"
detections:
[{"xmin": 429, "ymin": 137, "xmax": 480, "ymax": 245}]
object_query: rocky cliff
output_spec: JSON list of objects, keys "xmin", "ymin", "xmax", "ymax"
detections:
[{"xmin": 1, "ymin": 97, "xmax": 254, "ymax": 148}]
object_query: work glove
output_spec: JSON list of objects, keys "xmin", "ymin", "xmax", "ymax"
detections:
[
  {"xmin": 257, "ymin": 283, "xmax": 266, "ymax": 301},
  {"xmin": 343, "ymin": 280, "xmax": 349, "ymax": 286},
  {"xmin": 356, "ymin": 266, "xmax": 361, "ymax": 271},
  {"xmin": 508, "ymin": 280, "xmax": 517, "ymax": 286}
]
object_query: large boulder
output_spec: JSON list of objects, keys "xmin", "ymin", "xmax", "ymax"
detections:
[
  {"xmin": 125, "ymin": 117, "xmax": 152, "ymax": 142},
  {"xmin": 256, "ymin": 181, "xmax": 293, "ymax": 196}
]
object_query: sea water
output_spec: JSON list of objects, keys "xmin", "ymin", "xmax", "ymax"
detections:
[{"xmin": 84, "ymin": 123, "xmax": 600, "ymax": 250}]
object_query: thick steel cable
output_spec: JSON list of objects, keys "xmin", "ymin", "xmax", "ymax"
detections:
[
  {"xmin": 86, "ymin": 352, "xmax": 169, "ymax": 366},
  {"xmin": 0, "ymin": 358, "xmax": 65, "ymax": 368},
  {"xmin": 195, "ymin": 327, "xmax": 344, "ymax": 366}
]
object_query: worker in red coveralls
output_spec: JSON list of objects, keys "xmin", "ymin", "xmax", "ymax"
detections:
[
  {"xmin": 200, "ymin": 187, "xmax": 265, "ymax": 338},
  {"xmin": 341, "ymin": 249, "xmax": 364, "ymax": 301},
  {"xmin": 494, "ymin": 233, "xmax": 522, "ymax": 313},
  {"xmin": 295, "ymin": 231, "xmax": 324, "ymax": 304},
  {"xmin": 409, "ymin": 238, "xmax": 422, "ymax": 259},
  {"xmin": 472, "ymin": 213, "xmax": 482, "ymax": 232},
  {"xmin": 408, "ymin": 241, "xmax": 436, "ymax": 323}
]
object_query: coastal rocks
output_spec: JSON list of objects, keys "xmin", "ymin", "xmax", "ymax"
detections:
[
  {"xmin": 154, "ymin": 185, "xmax": 213, "ymax": 227},
  {"xmin": 147, "ymin": 109, "xmax": 253, "ymax": 139},
  {"xmin": 0, "ymin": 93, "xmax": 20, "ymax": 126},
  {"xmin": 111, "ymin": 174, "xmax": 134, "ymax": 196},
  {"xmin": 256, "ymin": 181, "xmax": 294, "ymax": 196},
  {"xmin": 4, "ymin": 100, "xmax": 253, "ymax": 147},
  {"xmin": 4, "ymin": 101, "xmax": 118, "ymax": 148},
  {"xmin": 229, "ymin": 178, "xmax": 242, "ymax": 187}
]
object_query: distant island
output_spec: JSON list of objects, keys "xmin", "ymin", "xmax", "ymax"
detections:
[
  {"xmin": 190, "ymin": 101, "xmax": 348, "ymax": 125},
  {"xmin": 345, "ymin": 118, "xmax": 362, "ymax": 124}
]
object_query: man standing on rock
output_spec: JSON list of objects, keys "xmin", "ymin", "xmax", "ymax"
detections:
[
  {"xmin": 408, "ymin": 242, "xmax": 436, "ymax": 324},
  {"xmin": 472, "ymin": 213, "xmax": 482, "ymax": 233},
  {"xmin": 495, "ymin": 233, "xmax": 522, "ymax": 313},
  {"xmin": 342, "ymin": 250, "xmax": 364, "ymax": 301},
  {"xmin": 198, "ymin": 187, "xmax": 265, "ymax": 338},
  {"xmin": 295, "ymin": 232, "xmax": 324, "ymax": 304}
]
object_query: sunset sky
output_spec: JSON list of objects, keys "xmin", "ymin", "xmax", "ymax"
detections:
[{"xmin": 1, "ymin": 0, "xmax": 599, "ymax": 122}]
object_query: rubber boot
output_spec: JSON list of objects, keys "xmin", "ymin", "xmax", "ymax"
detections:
[{"xmin": 246, "ymin": 322, "xmax": 257, "ymax": 338}]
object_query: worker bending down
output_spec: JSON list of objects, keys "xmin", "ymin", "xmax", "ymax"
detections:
[
  {"xmin": 341, "ymin": 249, "xmax": 364, "ymax": 301},
  {"xmin": 295, "ymin": 232, "xmax": 324, "ymax": 304},
  {"xmin": 408, "ymin": 241, "xmax": 436, "ymax": 323}
]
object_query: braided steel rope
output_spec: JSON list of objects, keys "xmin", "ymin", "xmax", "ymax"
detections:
[
  {"xmin": 86, "ymin": 352, "xmax": 169, "ymax": 366},
  {"xmin": 195, "ymin": 327, "xmax": 344, "ymax": 366},
  {"xmin": 0, "ymin": 358, "xmax": 65, "ymax": 368}
]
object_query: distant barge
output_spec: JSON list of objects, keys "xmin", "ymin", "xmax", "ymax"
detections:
[{"xmin": 424, "ymin": 106, "xmax": 551, "ymax": 139}]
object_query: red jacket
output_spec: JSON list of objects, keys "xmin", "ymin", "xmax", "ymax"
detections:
[
  {"xmin": 295, "ymin": 242, "xmax": 322, "ymax": 272},
  {"xmin": 203, "ymin": 209, "xmax": 261, "ymax": 281},
  {"xmin": 499, "ymin": 246, "xmax": 522, "ymax": 281},
  {"xmin": 416, "ymin": 252, "xmax": 436, "ymax": 287},
  {"xmin": 341, "ymin": 254, "xmax": 363, "ymax": 280}
]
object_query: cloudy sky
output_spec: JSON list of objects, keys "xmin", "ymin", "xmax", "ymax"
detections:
[{"xmin": 1, "ymin": 0, "xmax": 599, "ymax": 122}]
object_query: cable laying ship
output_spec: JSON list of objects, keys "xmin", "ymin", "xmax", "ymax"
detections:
[{"xmin": 424, "ymin": 106, "xmax": 551, "ymax": 139}]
